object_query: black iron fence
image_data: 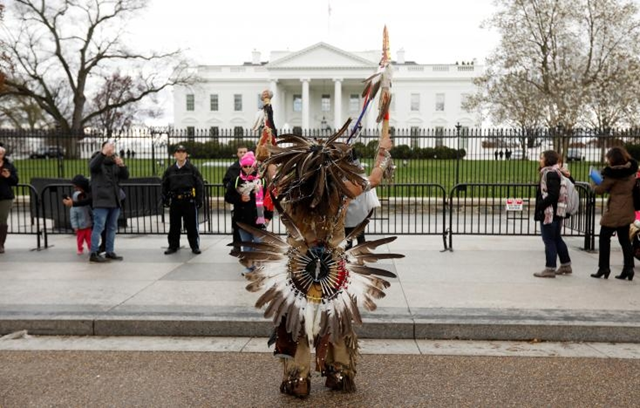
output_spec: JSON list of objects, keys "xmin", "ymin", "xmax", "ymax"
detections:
[
  {"xmin": 1, "ymin": 127, "xmax": 635, "ymax": 251},
  {"xmin": 2, "ymin": 127, "xmax": 640, "ymax": 194}
]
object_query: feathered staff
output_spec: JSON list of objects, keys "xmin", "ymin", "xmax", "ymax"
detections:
[
  {"xmin": 347, "ymin": 25, "xmax": 393, "ymax": 144},
  {"xmin": 254, "ymin": 89, "xmax": 278, "ymax": 162}
]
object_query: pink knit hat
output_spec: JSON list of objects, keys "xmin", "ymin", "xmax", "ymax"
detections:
[{"xmin": 240, "ymin": 151, "xmax": 256, "ymax": 167}]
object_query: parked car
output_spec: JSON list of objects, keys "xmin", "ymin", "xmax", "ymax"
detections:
[
  {"xmin": 29, "ymin": 146, "xmax": 65, "ymax": 159},
  {"xmin": 566, "ymin": 148, "xmax": 584, "ymax": 162}
]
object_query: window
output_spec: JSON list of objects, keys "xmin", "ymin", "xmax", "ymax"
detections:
[
  {"xmin": 436, "ymin": 93, "xmax": 445, "ymax": 111},
  {"xmin": 186, "ymin": 94, "xmax": 195, "ymax": 111},
  {"xmin": 234, "ymin": 94, "xmax": 243, "ymax": 111},
  {"xmin": 186, "ymin": 126, "xmax": 195, "ymax": 137},
  {"xmin": 410, "ymin": 126, "xmax": 420, "ymax": 148},
  {"xmin": 410, "ymin": 94, "xmax": 420, "ymax": 111},
  {"xmin": 210, "ymin": 94, "xmax": 218, "ymax": 111},
  {"xmin": 435, "ymin": 126, "xmax": 444, "ymax": 147},
  {"xmin": 349, "ymin": 94, "xmax": 359, "ymax": 112},
  {"xmin": 321, "ymin": 94, "xmax": 331, "ymax": 112},
  {"xmin": 257, "ymin": 93, "xmax": 264, "ymax": 110},
  {"xmin": 460, "ymin": 126, "xmax": 469, "ymax": 150},
  {"xmin": 233, "ymin": 126, "xmax": 244, "ymax": 137},
  {"xmin": 209, "ymin": 126, "xmax": 219, "ymax": 137},
  {"xmin": 293, "ymin": 94, "xmax": 302, "ymax": 112},
  {"xmin": 460, "ymin": 93, "xmax": 470, "ymax": 111}
]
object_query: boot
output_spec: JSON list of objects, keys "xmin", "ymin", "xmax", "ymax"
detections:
[
  {"xmin": 555, "ymin": 264, "xmax": 572, "ymax": 275},
  {"xmin": 89, "ymin": 252, "xmax": 108, "ymax": 263},
  {"xmin": 615, "ymin": 268, "xmax": 635, "ymax": 281},
  {"xmin": 0, "ymin": 224, "xmax": 8, "ymax": 254},
  {"xmin": 533, "ymin": 268, "xmax": 556, "ymax": 278},
  {"xmin": 590, "ymin": 268, "xmax": 611, "ymax": 279},
  {"xmin": 280, "ymin": 376, "xmax": 310, "ymax": 398}
]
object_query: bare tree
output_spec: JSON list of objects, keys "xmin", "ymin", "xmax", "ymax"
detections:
[
  {"xmin": 0, "ymin": 2, "xmax": 9, "ymax": 92},
  {"xmin": 0, "ymin": 0, "xmax": 196, "ymax": 138},
  {"xmin": 0, "ymin": 94, "xmax": 53, "ymax": 129},
  {"xmin": 471, "ymin": 0, "xmax": 640, "ymax": 155},
  {"xmin": 90, "ymin": 71, "xmax": 162, "ymax": 137}
]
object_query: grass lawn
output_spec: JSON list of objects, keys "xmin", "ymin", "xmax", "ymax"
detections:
[{"xmin": 12, "ymin": 157, "xmax": 600, "ymax": 197}]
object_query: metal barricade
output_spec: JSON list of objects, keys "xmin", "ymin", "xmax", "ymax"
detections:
[{"xmin": 447, "ymin": 182, "xmax": 596, "ymax": 251}]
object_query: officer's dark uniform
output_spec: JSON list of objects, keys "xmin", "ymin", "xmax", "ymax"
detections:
[{"xmin": 162, "ymin": 146, "xmax": 204, "ymax": 254}]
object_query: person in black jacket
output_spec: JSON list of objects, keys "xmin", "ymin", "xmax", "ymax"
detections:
[
  {"xmin": 162, "ymin": 145, "xmax": 205, "ymax": 255},
  {"xmin": 222, "ymin": 145, "xmax": 248, "ymax": 256},
  {"xmin": 89, "ymin": 141, "xmax": 129, "ymax": 263},
  {"xmin": 0, "ymin": 146, "xmax": 18, "ymax": 254},
  {"xmin": 533, "ymin": 150, "xmax": 572, "ymax": 278},
  {"xmin": 224, "ymin": 151, "xmax": 273, "ymax": 272}
]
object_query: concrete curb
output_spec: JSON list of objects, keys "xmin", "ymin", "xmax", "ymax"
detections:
[{"xmin": 2, "ymin": 309, "xmax": 639, "ymax": 343}]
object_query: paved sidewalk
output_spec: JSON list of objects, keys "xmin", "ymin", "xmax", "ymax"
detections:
[{"xmin": 0, "ymin": 232, "xmax": 639, "ymax": 342}]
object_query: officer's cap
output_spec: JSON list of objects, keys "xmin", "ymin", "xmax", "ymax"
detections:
[{"xmin": 174, "ymin": 145, "xmax": 187, "ymax": 153}]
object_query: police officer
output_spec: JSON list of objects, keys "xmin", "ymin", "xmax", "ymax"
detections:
[{"xmin": 162, "ymin": 145, "xmax": 205, "ymax": 255}]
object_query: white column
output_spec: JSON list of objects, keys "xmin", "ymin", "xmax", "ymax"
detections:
[
  {"xmin": 333, "ymin": 78, "xmax": 342, "ymax": 130},
  {"xmin": 301, "ymin": 78, "xmax": 310, "ymax": 130},
  {"xmin": 269, "ymin": 79, "xmax": 279, "ymax": 129},
  {"xmin": 367, "ymin": 97, "xmax": 377, "ymax": 130}
]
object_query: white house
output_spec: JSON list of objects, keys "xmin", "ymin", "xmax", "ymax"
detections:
[{"xmin": 172, "ymin": 42, "xmax": 483, "ymax": 136}]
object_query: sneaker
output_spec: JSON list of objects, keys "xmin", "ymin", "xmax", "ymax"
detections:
[
  {"xmin": 105, "ymin": 252, "xmax": 123, "ymax": 261},
  {"xmin": 534, "ymin": 268, "xmax": 556, "ymax": 278},
  {"xmin": 555, "ymin": 264, "xmax": 572, "ymax": 275},
  {"xmin": 191, "ymin": 248, "xmax": 201, "ymax": 255},
  {"xmin": 164, "ymin": 247, "xmax": 178, "ymax": 255},
  {"xmin": 89, "ymin": 252, "xmax": 108, "ymax": 263}
]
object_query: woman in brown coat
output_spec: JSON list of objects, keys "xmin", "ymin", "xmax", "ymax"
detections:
[{"xmin": 592, "ymin": 146, "xmax": 638, "ymax": 281}]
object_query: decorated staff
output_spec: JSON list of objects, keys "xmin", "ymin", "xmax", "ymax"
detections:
[
  {"xmin": 233, "ymin": 27, "xmax": 401, "ymax": 398},
  {"xmin": 254, "ymin": 89, "xmax": 278, "ymax": 162}
]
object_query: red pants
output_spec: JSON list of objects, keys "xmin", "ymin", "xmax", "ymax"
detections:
[{"xmin": 76, "ymin": 228, "xmax": 92, "ymax": 253}]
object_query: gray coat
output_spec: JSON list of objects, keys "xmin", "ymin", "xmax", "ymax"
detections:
[{"xmin": 89, "ymin": 153, "xmax": 129, "ymax": 209}]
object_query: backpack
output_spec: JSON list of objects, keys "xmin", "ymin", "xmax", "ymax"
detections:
[
  {"xmin": 633, "ymin": 178, "xmax": 640, "ymax": 211},
  {"xmin": 562, "ymin": 175, "xmax": 580, "ymax": 216}
]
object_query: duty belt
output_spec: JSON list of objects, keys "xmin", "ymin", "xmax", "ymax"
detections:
[{"xmin": 171, "ymin": 191, "xmax": 194, "ymax": 200}]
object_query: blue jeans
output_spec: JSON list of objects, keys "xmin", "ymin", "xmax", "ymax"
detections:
[
  {"xmin": 540, "ymin": 218, "xmax": 571, "ymax": 268},
  {"xmin": 238, "ymin": 228, "xmax": 262, "ymax": 253},
  {"xmin": 91, "ymin": 207, "xmax": 120, "ymax": 254}
]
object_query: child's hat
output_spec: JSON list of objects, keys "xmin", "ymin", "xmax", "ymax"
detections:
[{"xmin": 240, "ymin": 151, "xmax": 256, "ymax": 167}]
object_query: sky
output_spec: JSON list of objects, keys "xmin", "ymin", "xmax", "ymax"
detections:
[{"xmin": 129, "ymin": 0, "xmax": 500, "ymax": 66}]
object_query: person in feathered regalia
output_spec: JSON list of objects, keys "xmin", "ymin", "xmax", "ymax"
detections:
[{"xmin": 234, "ymin": 27, "xmax": 400, "ymax": 398}]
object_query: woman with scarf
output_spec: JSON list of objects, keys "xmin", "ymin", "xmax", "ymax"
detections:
[
  {"xmin": 224, "ymin": 151, "xmax": 273, "ymax": 273},
  {"xmin": 591, "ymin": 146, "xmax": 638, "ymax": 281},
  {"xmin": 533, "ymin": 150, "xmax": 572, "ymax": 278}
]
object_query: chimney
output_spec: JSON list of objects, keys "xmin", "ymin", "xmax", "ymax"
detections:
[
  {"xmin": 252, "ymin": 49, "xmax": 261, "ymax": 65},
  {"xmin": 397, "ymin": 48, "xmax": 405, "ymax": 64}
]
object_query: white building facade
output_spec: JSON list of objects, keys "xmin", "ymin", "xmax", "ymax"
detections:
[{"xmin": 173, "ymin": 42, "xmax": 482, "ymax": 135}]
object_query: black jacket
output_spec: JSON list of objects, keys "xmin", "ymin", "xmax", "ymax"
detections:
[
  {"xmin": 0, "ymin": 159, "xmax": 19, "ymax": 200},
  {"xmin": 534, "ymin": 170, "xmax": 561, "ymax": 222},
  {"xmin": 225, "ymin": 175, "xmax": 273, "ymax": 226},
  {"xmin": 89, "ymin": 153, "xmax": 130, "ymax": 209},
  {"xmin": 162, "ymin": 160, "xmax": 204, "ymax": 205},
  {"xmin": 222, "ymin": 161, "xmax": 241, "ymax": 189}
]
